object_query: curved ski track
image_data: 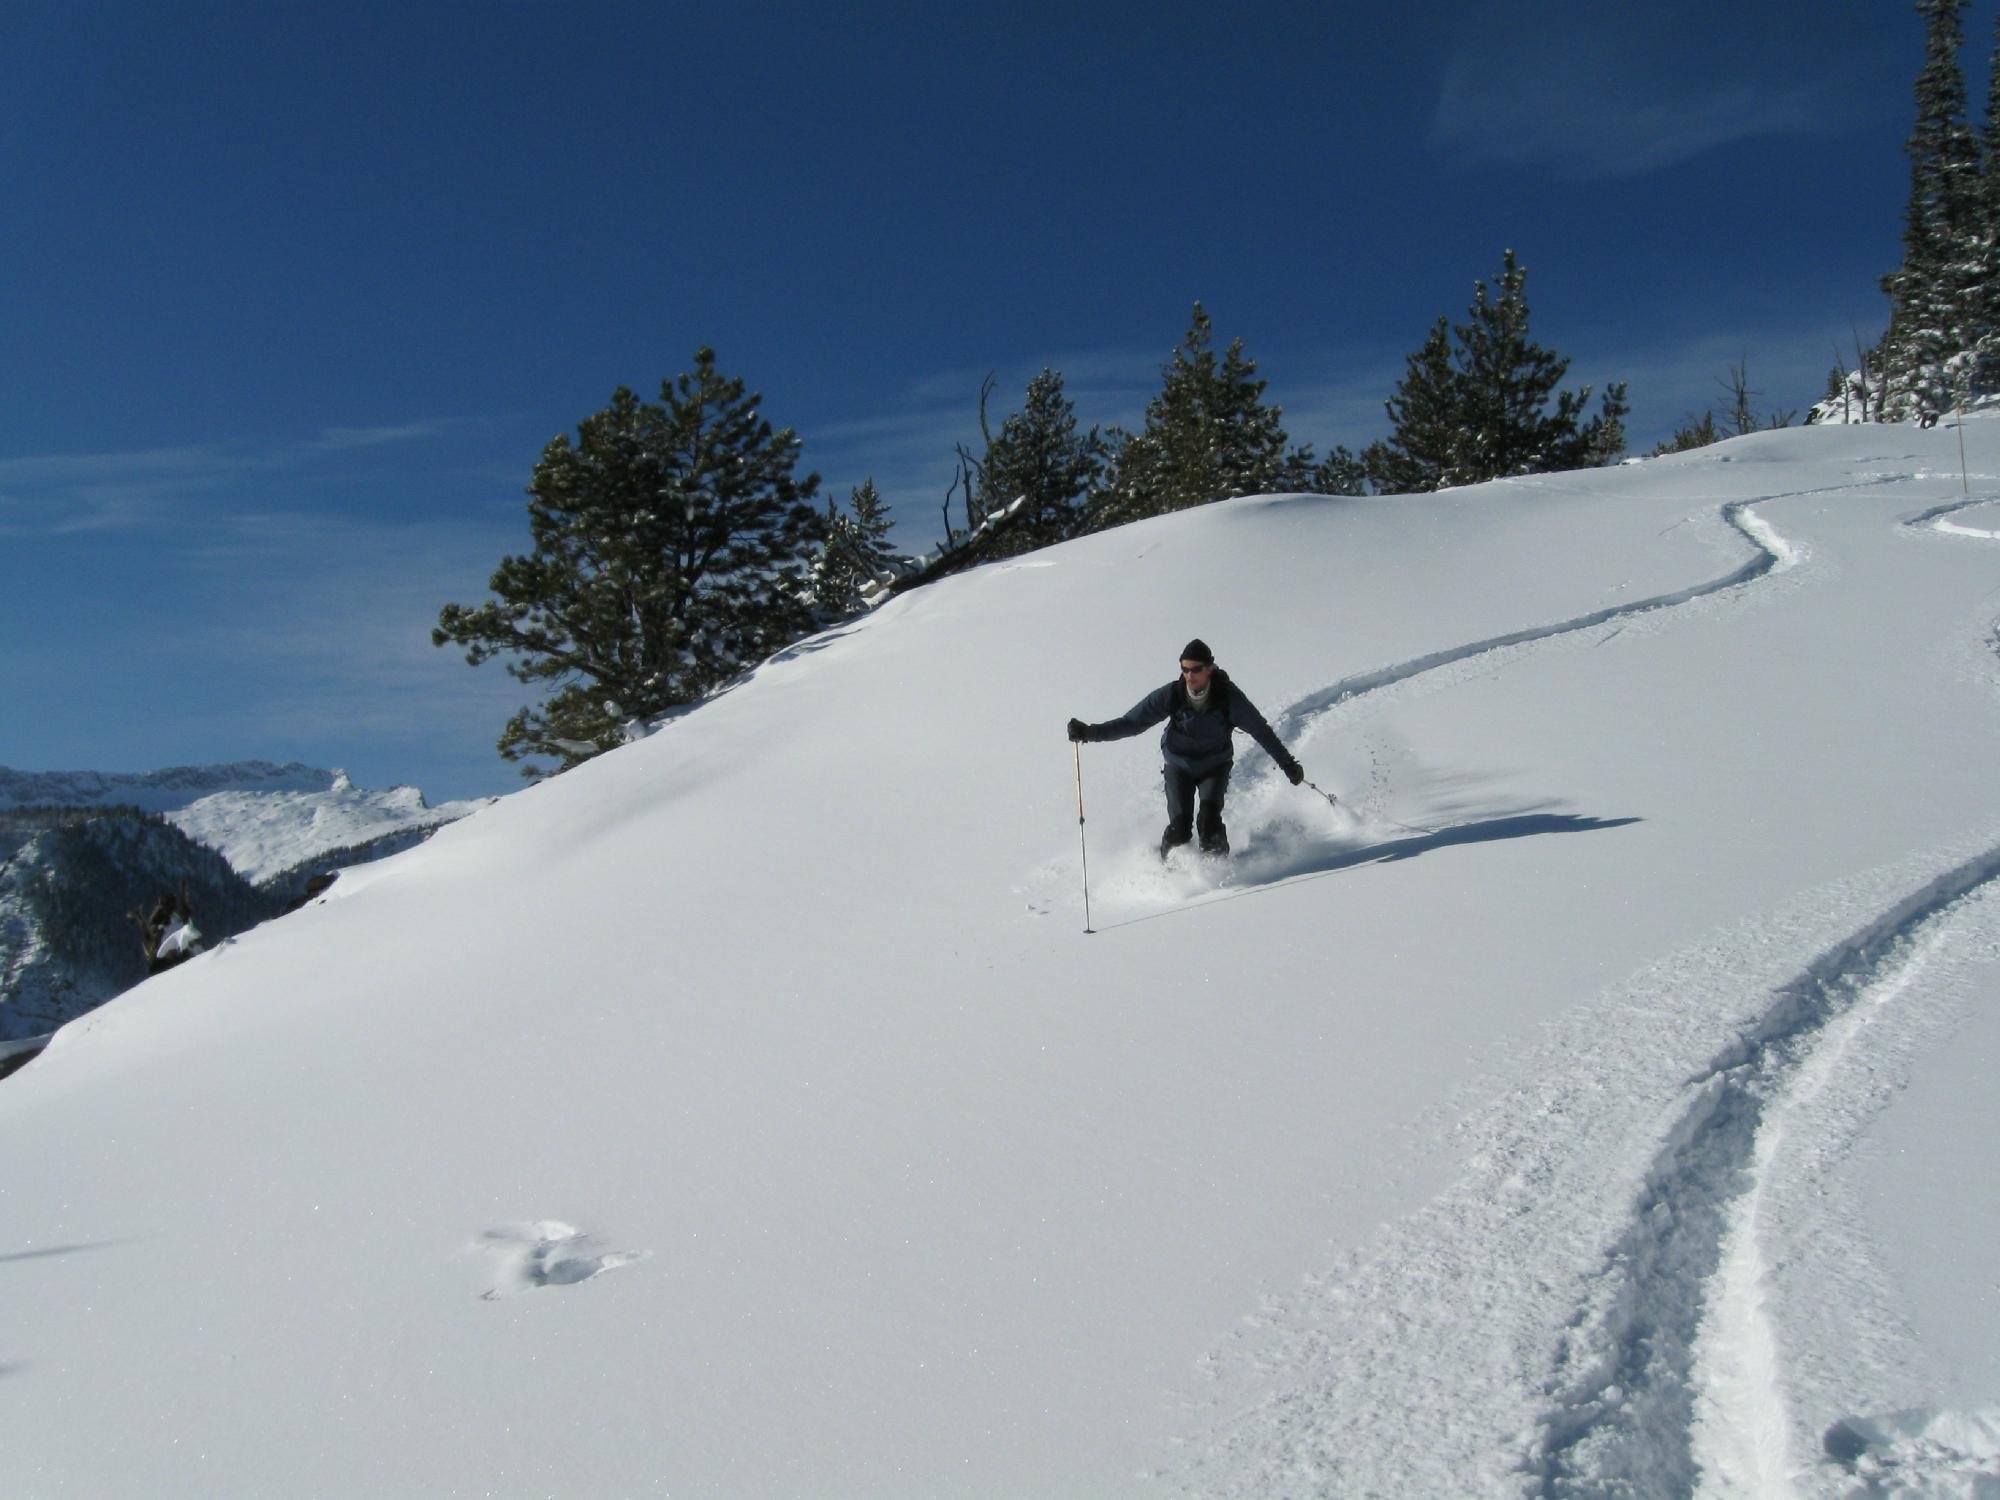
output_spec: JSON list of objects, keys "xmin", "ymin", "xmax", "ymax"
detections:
[
  {"xmin": 1269, "ymin": 493, "xmax": 1815, "ymax": 751},
  {"xmin": 1167, "ymin": 476, "xmax": 2000, "ymax": 1498},
  {"xmin": 1527, "ymin": 847, "xmax": 2000, "ymax": 1497},
  {"xmin": 1904, "ymin": 494, "xmax": 2000, "ymax": 540}
]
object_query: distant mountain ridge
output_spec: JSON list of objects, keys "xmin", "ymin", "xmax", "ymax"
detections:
[
  {"xmin": 0, "ymin": 762, "xmax": 491, "ymax": 883},
  {"xmin": 0, "ymin": 761, "xmax": 333, "ymax": 813}
]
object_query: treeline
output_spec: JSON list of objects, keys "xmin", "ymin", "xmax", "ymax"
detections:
[{"xmin": 437, "ymin": 250, "xmax": 1627, "ymax": 776}]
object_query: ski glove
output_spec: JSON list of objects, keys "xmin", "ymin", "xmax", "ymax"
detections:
[
  {"xmin": 1067, "ymin": 718, "xmax": 1091, "ymax": 743},
  {"xmin": 1284, "ymin": 759, "xmax": 1305, "ymax": 786}
]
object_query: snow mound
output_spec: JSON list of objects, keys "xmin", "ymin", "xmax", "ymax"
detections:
[
  {"xmin": 471, "ymin": 1222, "xmax": 650, "ymax": 1299},
  {"xmin": 1826, "ymin": 1408, "xmax": 2000, "ymax": 1498}
]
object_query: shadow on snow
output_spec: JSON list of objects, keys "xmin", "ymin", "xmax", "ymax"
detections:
[{"xmin": 1094, "ymin": 813, "xmax": 1643, "ymax": 932}]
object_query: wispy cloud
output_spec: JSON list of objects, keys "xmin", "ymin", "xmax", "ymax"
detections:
[
  {"xmin": 309, "ymin": 421, "xmax": 450, "ymax": 452},
  {"xmin": 0, "ymin": 445, "xmax": 256, "ymax": 535},
  {"xmin": 0, "ymin": 444, "xmax": 247, "ymax": 486},
  {"xmin": 148, "ymin": 509, "xmax": 531, "ymax": 763},
  {"xmin": 1431, "ymin": 25, "xmax": 1849, "ymax": 180},
  {"xmin": 0, "ymin": 423, "xmax": 452, "ymax": 535}
]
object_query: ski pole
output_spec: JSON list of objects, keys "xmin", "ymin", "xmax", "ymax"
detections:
[
  {"xmin": 1306, "ymin": 779, "xmax": 1441, "ymax": 838},
  {"xmin": 1074, "ymin": 741, "xmax": 1094, "ymax": 934}
]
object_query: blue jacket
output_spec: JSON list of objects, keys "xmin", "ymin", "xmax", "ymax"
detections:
[{"xmin": 1082, "ymin": 668, "xmax": 1297, "ymax": 779}]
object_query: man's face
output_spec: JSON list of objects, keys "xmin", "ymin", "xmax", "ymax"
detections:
[{"xmin": 1180, "ymin": 661, "xmax": 1213, "ymax": 685}]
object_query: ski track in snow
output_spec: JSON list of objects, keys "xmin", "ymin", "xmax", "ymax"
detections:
[
  {"xmin": 1057, "ymin": 486, "xmax": 1840, "ymax": 927},
  {"xmin": 1530, "ymin": 847, "xmax": 2000, "ymax": 1498},
  {"xmin": 1269, "ymin": 493, "xmax": 1814, "ymax": 747},
  {"xmin": 1904, "ymin": 493, "xmax": 2000, "ymax": 541},
  {"xmin": 1164, "ymin": 841, "xmax": 2000, "ymax": 1500},
  {"xmin": 1163, "ymin": 477, "xmax": 2000, "ymax": 1496}
]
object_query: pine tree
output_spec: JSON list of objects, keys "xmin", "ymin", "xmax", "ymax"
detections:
[
  {"xmin": 814, "ymin": 479, "xmax": 901, "ymax": 615},
  {"xmin": 1984, "ymin": 13, "xmax": 2000, "ymax": 263},
  {"xmin": 1360, "ymin": 254, "xmax": 1626, "ymax": 493},
  {"xmin": 1093, "ymin": 304, "xmax": 1295, "ymax": 526},
  {"xmin": 975, "ymin": 369, "xmax": 1104, "ymax": 554},
  {"xmin": 1974, "ymin": 12, "xmax": 2000, "ymax": 380},
  {"xmin": 1311, "ymin": 445, "xmax": 1372, "ymax": 496},
  {"xmin": 1361, "ymin": 318, "xmax": 1464, "ymax": 493},
  {"xmin": 434, "ymin": 349, "xmax": 822, "ymax": 775},
  {"xmin": 1880, "ymin": 0, "xmax": 1993, "ymax": 414},
  {"xmin": 1455, "ymin": 251, "xmax": 1622, "ymax": 477}
]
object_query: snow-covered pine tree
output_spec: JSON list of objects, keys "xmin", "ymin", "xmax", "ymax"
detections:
[
  {"xmin": 1975, "ymin": 10, "xmax": 2000, "ymax": 383},
  {"xmin": 434, "ymin": 349, "xmax": 823, "ymax": 775},
  {"xmin": 1311, "ymin": 444, "xmax": 1372, "ymax": 497},
  {"xmin": 1879, "ymin": 0, "xmax": 1994, "ymax": 416},
  {"xmin": 814, "ymin": 498, "xmax": 864, "ymax": 617},
  {"xmin": 814, "ymin": 479, "xmax": 901, "ymax": 616},
  {"xmin": 1092, "ymin": 304, "xmax": 1301, "ymax": 525},
  {"xmin": 976, "ymin": 369, "xmax": 1104, "ymax": 555}
]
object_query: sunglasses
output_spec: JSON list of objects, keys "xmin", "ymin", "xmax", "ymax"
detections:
[{"xmin": 1179, "ymin": 662, "xmax": 1213, "ymax": 675}]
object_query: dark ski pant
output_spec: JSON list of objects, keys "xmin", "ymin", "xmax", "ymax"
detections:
[{"xmin": 1163, "ymin": 763, "xmax": 1231, "ymax": 856}]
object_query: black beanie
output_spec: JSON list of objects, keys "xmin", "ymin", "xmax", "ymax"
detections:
[{"xmin": 1180, "ymin": 638, "xmax": 1214, "ymax": 665}]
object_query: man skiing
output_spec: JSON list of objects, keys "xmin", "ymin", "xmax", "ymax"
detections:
[{"xmin": 1067, "ymin": 638, "xmax": 1304, "ymax": 859}]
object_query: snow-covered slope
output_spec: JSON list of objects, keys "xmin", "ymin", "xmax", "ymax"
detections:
[{"xmin": 3, "ymin": 425, "xmax": 1998, "ymax": 1498}]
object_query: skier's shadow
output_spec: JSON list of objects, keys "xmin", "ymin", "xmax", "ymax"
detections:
[
  {"xmin": 1097, "ymin": 812, "xmax": 1641, "ymax": 930},
  {"xmin": 1285, "ymin": 812, "xmax": 1641, "ymax": 877}
]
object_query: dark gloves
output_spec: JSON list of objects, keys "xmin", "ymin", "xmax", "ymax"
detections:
[
  {"xmin": 1284, "ymin": 759, "xmax": 1305, "ymax": 786},
  {"xmin": 1067, "ymin": 718, "xmax": 1091, "ymax": 743}
]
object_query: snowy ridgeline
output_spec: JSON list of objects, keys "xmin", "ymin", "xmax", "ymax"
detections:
[
  {"xmin": 0, "ymin": 759, "xmax": 333, "ymax": 813},
  {"xmin": 0, "ymin": 765, "xmax": 491, "ymax": 1042},
  {"xmin": 0, "ymin": 762, "xmax": 490, "ymax": 883}
]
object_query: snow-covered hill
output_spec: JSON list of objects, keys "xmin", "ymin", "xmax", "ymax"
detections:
[{"xmin": 3, "ymin": 424, "xmax": 1999, "ymax": 1497}]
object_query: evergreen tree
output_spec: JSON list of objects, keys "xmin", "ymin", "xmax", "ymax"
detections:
[
  {"xmin": 1359, "ymin": 254, "xmax": 1627, "ymax": 493},
  {"xmin": 434, "ymin": 349, "xmax": 822, "ymax": 775},
  {"xmin": 976, "ymin": 369, "xmax": 1104, "ymax": 554},
  {"xmin": 814, "ymin": 479, "xmax": 901, "ymax": 615},
  {"xmin": 1456, "ymin": 250, "xmax": 1626, "ymax": 477},
  {"xmin": 1311, "ymin": 444, "xmax": 1372, "ymax": 497},
  {"xmin": 1093, "ymin": 304, "xmax": 1296, "ymax": 525},
  {"xmin": 1880, "ymin": 0, "xmax": 1994, "ymax": 413},
  {"xmin": 1360, "ymin": 318, "xmax": 1464, "ymax": 493},
  {"xmin": 1984, "ymin": 14, "xmax": 2000, "ymax": 252}
]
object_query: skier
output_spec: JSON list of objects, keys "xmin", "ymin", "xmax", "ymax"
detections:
[{"xmin": 1067, "ymin": 638, "xmax": 1304, "ymax": 860}]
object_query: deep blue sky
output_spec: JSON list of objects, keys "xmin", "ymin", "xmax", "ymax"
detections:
[{"xmin": 1, "ymin": 1, "xmax": 1979, "ymax": 800}]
